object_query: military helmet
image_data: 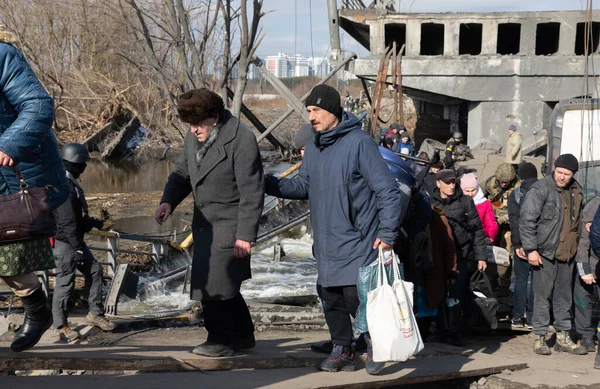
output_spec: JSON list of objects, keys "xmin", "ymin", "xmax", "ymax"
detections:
[
  {"xmin": 452, "ymin": 132, "xmax": 463, "ymax": 140},
  {"xmin": 495, "ymin": 163, "xmax": 516, "ymax": 184},
  {"xmin": 61, "ymin": 143, "xmax": 90, "ymax": 164}
]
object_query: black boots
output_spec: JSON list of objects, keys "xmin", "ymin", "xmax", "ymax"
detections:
[{"xmin": 11, "ymin": 287, "xmax": 52, "ymax": 352}]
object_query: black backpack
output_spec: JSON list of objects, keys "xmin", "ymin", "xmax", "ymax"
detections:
[{"xmin": 468, "ymin": 270, "xmax": 499, "ymax": 330}]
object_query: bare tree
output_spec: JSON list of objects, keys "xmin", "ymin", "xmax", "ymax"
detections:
[{"xmin": 229, "ymin": 0, "xmax": 265, "ymax": 117}]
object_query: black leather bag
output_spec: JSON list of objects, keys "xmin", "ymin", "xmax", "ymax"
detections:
[{"xmin": 0, "ymin": 166, "xmax": 56, "ymax": 244}]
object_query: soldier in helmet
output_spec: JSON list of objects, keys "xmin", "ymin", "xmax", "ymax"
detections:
[
  {"xmin": 444, "ymin": 132, "xmax": 463, "ymax": 169},
  {"xmin": 483, "ymin": 163, "xmax": 521, "ymax": 225},
  {"xmin": 52, "ymin": 143, "xmax": 116, "ymax": 341},
  {"xmin": 482, "ymin": 163, "xmax": 521, "ymax": 289}
]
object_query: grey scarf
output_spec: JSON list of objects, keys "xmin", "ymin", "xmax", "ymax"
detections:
[{"xmin": 195, "ymin": 125, "xmax": 221, "ymax": 166}]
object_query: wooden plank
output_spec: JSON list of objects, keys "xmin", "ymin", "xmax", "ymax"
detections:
[
  {"xmin": 0, "ymin": 354, "xmax": 318, "ymax": 372},
  {"xmin": 311, "ymin": 362, "xmax": 528, "ymax": 389}
]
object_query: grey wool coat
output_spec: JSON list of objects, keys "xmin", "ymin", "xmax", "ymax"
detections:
[{"xmin": 160, "ymin": 110, "xmax": 264, "ymax": 301}]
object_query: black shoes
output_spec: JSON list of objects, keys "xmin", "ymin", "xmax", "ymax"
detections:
[
  {"xmin": 581, "ymin": 338, "xmax": 596, "ymax": 353},
  {"xmin": 11, "ymin": 287, "xmax": 53, "ymax": 352},
  {"xmin": 318, "ymin": 345, "xmax": 355, "ymax": 372},
  {"xmin": 311, "ymin": 335, "xmax": 366, "ymax": 355},
  {"xmin": 232, "ymin": 334, "xmax": 256, "ymax": 350}
]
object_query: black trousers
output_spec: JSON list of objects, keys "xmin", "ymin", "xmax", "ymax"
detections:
[
  {"xmin": 201, "ymin": 292, "xmax": 254, "ymax": 345},
  {"xmin": 573, "ymin": 275, "xmax": 600, "ymax": 341},
  {"xmin": 321, "ymin": 285, "xmax": 359, "ymax": 347}
]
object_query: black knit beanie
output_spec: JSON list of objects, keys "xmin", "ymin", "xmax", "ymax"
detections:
[
  {"xmin": 518, "ymin": 162, "xmax": 538, "ymax": 180},
  {"xmin": 555, "ymin": 153, "xmax": 579, "ymax": 173},
  {"xmin": 304, "ymin": 84, "xmax": 341, "ymax": 118}
]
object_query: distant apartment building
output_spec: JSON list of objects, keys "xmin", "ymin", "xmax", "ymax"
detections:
[
  {"xmin": 266, "ymin": 53, "xmax": 290, "ymax": 78},
  {"xmin": 290, "ymin": 54, "xmax": 310, "ymax": 77},
  {"xmin": 263, "ymin": 53, "xmax": 333, "ymax": 79},
  {"xmin": 247, "ymin": 63, "xmax": 260, "ymax": 80},
  {"xmin": 307, "ymin": 57, "xmax": 332, "ymax": 78}
]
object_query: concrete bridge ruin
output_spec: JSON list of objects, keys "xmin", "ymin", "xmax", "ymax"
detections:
[{"xmin": 331, "ymin": 1, "xmax": 600, "ymax": 149}]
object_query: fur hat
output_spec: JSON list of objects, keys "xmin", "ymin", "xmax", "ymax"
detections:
[{"xmin": 177, "ymin": 89, "xmax": 224, "ymax": 125}]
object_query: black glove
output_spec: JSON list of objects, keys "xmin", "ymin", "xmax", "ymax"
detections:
[
  {"xmin": 91, "ymin": 217, "xmax": 105, "ymax": 230},
  {"xmin": 75, "ymin": 250, "xmax": 85, "ymax": 264}
]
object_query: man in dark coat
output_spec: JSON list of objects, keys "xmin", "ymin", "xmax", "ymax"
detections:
[
  {"xmin": 520, "ymin": 153, "xmax": 587, "ymax": 356},
  {"xmin": 507, "ymin": 162, "xmax": 538, "ymax": 329},
  {"xmin": 155, "ymin": 89, "xmax": 264, "ymax": 357},
  {"xmin": 430, "ymin": 169, "xmax": 488, "ymax": 345},
  {"xmin": 266, "ymin": 84, "xmax": 402, "ymax": 374},
  {"xmin": 574, "ymin": 196, "xmax": 600, "ymax": 354}
]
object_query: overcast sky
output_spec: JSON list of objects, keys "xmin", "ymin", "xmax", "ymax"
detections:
[{"xmin": 255, "ymin": 0, "xmax": 591, "ymax": 58}]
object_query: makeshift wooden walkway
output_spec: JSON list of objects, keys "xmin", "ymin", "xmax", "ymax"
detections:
[{"xmin": 0, "ymin": 339, "xmax": 527, "ymax": 388}]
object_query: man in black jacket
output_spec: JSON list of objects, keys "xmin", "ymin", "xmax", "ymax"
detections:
[
  {"xmin": 430, "ymin": 169, "xmax": 488, "ymax": 343},
  {"xmin": 507, "ymin": 162, "xmax": 538, "ymax": 329},
  {"xmin": 574, "ymin": 196, "xmax": 600, "ymax": 353},
  {"xmin": 520, "ymin": 154, "xmax": 587, "ymax": 356},
  {"xmin": 52, "ymin": 143, "xmax": 115, "ymax": 341}
]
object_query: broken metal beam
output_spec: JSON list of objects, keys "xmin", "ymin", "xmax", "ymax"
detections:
[
  {"xmin": 256, "ymin": 53, "xmax": 357, "ymax": 144},
  {"xmin": 251, "ymin": 57, "xmax": 309, "ymax": 121},
  {"xmin": 226, "ymin": 87, "xmax": 288, "ymax": 153}
]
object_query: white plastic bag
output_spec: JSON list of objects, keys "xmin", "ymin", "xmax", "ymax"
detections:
[{"xmin": 366, "ymin": 247, "xmax": 424, "ymax": 362}]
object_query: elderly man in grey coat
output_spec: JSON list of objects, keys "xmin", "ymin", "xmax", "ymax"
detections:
[
  {"xmin": 266, "ymin": 84, "xmax": 402, "ymax": 375},
  {"xmin": 155, "ymin": 89, "xmax": 264, "ymax": 357}
]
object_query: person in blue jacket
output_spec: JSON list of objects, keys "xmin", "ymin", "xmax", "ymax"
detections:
[
  {"xmin": 0, "ymin": 24, "xmax": 69, "ymax": 352},
  {"xmin": 266, "ymin": 85, "xmax": 402, "ymax": 375}
]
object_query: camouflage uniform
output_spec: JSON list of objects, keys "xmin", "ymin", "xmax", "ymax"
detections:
[
  {"xmin": 483, "ymin": 163, "xmax": 520, "ymax": 226},
  {"xmin": 483, "ymin": 163, "xmax": 520, "ymax": 283}
]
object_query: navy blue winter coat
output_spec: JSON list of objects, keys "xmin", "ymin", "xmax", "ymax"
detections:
[
  {"xmin": 266, "ymin": 112, "xmax": 403, "ymax": 287},
  {"xmin": 589, "ymin": 205, "xmax": 600, "ymax": 259},
  {"xmin": 0, "ymin": 43, "xmax": 68, "ymax": 209}
]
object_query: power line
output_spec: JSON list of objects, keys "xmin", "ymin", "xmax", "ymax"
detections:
[{"xmin": 309, "ymin": 0, "xmax": 315, "ymax": 60}]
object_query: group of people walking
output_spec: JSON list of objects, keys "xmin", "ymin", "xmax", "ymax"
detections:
[{"xmin": 1, "ymin": 19, "xmax": 599, "ymax": 377}]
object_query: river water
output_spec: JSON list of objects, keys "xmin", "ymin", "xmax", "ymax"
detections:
[{"xmin": 84, "ymin": 157, "xmax": 318, "ymax": 315}]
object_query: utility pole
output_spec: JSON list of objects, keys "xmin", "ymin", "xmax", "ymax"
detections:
[{"xmin": 326, "ymin": 0, "xmax": 342, "ymax": 63}]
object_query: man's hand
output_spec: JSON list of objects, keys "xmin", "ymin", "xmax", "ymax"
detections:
[
  {"xmin": 478, "ymin": 260, "xmax": 487, "ymax": 272},
  {"xmin": 0, "ymin": 151, "xmax": 14, "ymax": 167},
  {"xmin": 586, "ymin": 222, "xmax": 592, "ymax": 233},
  {"xmin": 515, "ymin": 247, "xmax": 527, "ymax": 260},
  {"xmin": 234, "ymin": 239, "xmax": 251, "ymax": 259},
  {"xmin": 581, "ymin": 274, "xmax": 596, "ymax": 285},
  {"xmin": 527, "ymin": 250, "xmax": 542, "ymax": 267},
  {"xmin": 373, "ymin": 237, "xmax": 392, "ymax": 250},
  {"xmin": 155, "ymin": 203, "xmax": 172, "ymax": 225}
]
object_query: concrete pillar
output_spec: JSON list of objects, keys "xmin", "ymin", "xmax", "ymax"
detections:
[
  {"xmin": 520, "ymin": 21, "xmax": 536, "ymax": 56},
  {"xmin": 558, "ymin": 21, "xmax": 576, "ymax": 55},
  {"xmin": 444, "ymin": 21, "xmax": 459, "ymax": 56},
  {"xmin": 406, "ymin": 20, "xmax": 421, "ymax": 56},
  {"xmin": 369, "ymin": 21, "xmax": 386, "ymax": 56},
  {"xmin": 467, "ymin": 102, "xmax": 483, "ymax": 147},
  {"xmin": 481, "ymin": 21, "xmax": 499, "ymax": 55}
]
